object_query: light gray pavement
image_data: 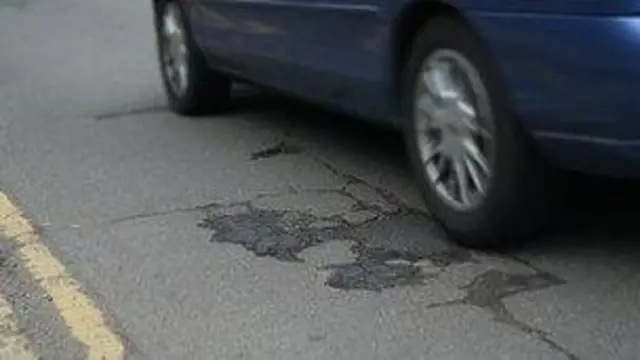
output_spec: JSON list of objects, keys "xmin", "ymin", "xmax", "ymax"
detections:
[{"xmin": 1, "ymin": 0, "xmax": 640, "ymax": 359}]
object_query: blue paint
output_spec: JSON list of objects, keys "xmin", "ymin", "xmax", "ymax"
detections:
[{"xmin": 188, "ymin": 0, "xmax": 640, "ymax": 177}]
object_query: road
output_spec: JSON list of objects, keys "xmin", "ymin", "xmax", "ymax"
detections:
[{"xmin": 1, "ymin": 0, "xmax": 640, "ymax": 359}]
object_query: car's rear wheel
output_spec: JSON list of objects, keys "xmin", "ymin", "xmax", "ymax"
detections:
[
  {"xmin": 403, "ymin": 17, "xmax": 564, "ymax": 248},
  {"xmin": 154, "ymin": 0, "xmax": 231, "ymax": 115}
]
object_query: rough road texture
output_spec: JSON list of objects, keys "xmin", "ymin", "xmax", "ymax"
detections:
[
  {"xmin": 194, "ymin": 157, "xmax": 578, "ymax": 359},
  {"xmin": 2, "ymin": 0, "xmax": 640, "ymax": 359}
]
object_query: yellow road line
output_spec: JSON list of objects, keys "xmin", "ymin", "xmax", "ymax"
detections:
[
  {"xmin": 0, "ymin": 292, "xmax": 37, "ymax": 360},
  {"xmin": 0, "ymin": 192, "xmax": 124, "ymax": 360}
]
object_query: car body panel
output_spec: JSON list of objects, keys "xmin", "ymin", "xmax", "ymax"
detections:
[
  {"xmin": 189, "ymin": 0, "xmax": 394, "ymax": 120},
  {"xmin": 468, "ymin": 13, "xmax": 640, "ymax": 175},
  {"xmin": 183, "ymin": 0, "xmax": 640, "ymax": 176}
]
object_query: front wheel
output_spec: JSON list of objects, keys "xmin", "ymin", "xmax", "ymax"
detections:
[
  {"xmin": 154, "ymin": 0, "xmax": 231, "ymax": 115},
  {"xmin": 403, "ymin": 17, "xmax": 565, "ymax": 248}
]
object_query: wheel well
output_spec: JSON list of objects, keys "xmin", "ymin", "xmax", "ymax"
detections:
[
  {"xmin": 152, "ymin": 0, "xmax": 162, "ymax": 15},
  {"xmin": 391, "ymin": 1, "xmax": 468, "ymax": 105}
]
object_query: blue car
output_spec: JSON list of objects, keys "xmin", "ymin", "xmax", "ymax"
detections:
[{"xmin": 152, "ymin": 0, "xmax": 640, "ymax": 247}]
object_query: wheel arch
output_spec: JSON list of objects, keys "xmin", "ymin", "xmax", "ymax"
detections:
[{"xmin": 390, "ymin": 1, "xmax": 493, "ymax": 112}]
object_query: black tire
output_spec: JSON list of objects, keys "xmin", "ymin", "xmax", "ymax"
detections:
[
  {"xmin": 154, "ymin": 0, "xmax": 231, "ymax": 116},
  {"xmin": 402, "ymin": 17, "xmax": 565, "ymax": 249}
]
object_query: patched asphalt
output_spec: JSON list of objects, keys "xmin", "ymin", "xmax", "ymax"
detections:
[{"xmin": 2, "ymin": 0, "xmax": 640, "ymax": 359}]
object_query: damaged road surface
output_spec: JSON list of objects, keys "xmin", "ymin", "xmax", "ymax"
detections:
[{"xmin": 3, "ymin": 0, "xmax": 640, "ymax": 359}]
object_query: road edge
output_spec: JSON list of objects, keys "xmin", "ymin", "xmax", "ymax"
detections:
[{"xmin": 0, "ymin": 191, "xmax": 124, "ymax": 360}]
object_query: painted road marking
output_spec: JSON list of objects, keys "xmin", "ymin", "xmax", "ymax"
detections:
[
  {"xmin": 0, "ymin": 292, "xmax": 37, "ymax": 360},
  {"xmin": 0, "ymin": 192, "xmax": 124, "ymax": 360}
]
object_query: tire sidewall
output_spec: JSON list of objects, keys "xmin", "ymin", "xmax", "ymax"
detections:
[
  {"xmin": 154, "ymin": 0, "xmax": 200, "ymax": 111},
  {"xmin": 402, "ymin": 17, "xmax": 528, "ymax": 243}
]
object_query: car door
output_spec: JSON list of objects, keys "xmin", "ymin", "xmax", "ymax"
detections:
[
  {"xmin": 186, "ymin": 0, "xmax": 244, "ymax": 70},
  {"xmin": 189, "ymin": 0, "xmax": 296, "ymax": 86},
  {"xmin": 285, "ymin": 0, "xmax": 388, "ymax": 117},
  {"xmin": 188, "ymin": 0, "xmax": 387, "ymax": 116}
]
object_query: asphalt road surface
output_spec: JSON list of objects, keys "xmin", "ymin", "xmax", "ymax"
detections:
[{"xmin": 2, "ymin": 0, "xmax": 640, "ymax": 359}]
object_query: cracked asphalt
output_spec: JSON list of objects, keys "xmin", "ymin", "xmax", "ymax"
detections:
[{"xmin": 2, "ymin": 0, "xmax": 640, "ymax": 359}]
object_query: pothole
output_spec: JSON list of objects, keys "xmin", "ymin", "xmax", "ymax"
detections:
[{"xmin": 198, "ymin": 197, "xmax": 470, "ymax": 291}]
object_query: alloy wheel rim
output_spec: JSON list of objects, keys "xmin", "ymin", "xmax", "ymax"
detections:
[
  {"xmin": 161, "ymin": 3, "xmax": 189, "ymax": 96},
  {"xmin": 414, "ymin": 48, "xmax": 495, "ymax": 211}
]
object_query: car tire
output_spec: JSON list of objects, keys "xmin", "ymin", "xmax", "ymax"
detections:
[
  {"xmin": 154, "ymin": 0, "xmax": 231, "ymax": 116},
  {"xmin": 402, "ymin": 17, "xmax": 564, "ymax": 249}
]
